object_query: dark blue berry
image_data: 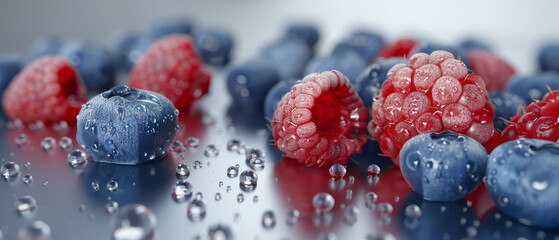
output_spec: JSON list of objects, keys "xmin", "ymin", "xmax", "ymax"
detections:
[
  {"xmin": 411, "ymin": 41, "xmax": 470, "ymax": 67},
  {"xmin": 490, "ymin": 91, "xmax": 526, "ymax": 130},
  {"xmin": 108, "ymin": 29, "xmax": 140, "ymax": 71},
  {"xmin": 264, "ymin": 78, "xmax": 297, "ymax": 120},
  {"xmin": 538, "ymin": 43, "xmax": 559, "ymax": 72},
  {"xmin": 331, "ymin": 30, "xmax": 384, "ymax": 62},
  {"xmin": 506, "ymin": 73, "xmax": 559, "ymax": 104},
  {"xmin": 194, "ymin": 29, "xmax": 233, "ymax": 66},
  {"xmin": 148, "ymin": 18, "xmax": 193, "ymax": 40},
  {"xmin": 226, "ymin": 60, "xmax": 280, "ymax": 109},
  {"xmin": 126, "ymin": 37, "xmax": 157, "ymax": 71},
  {"xmin": 60, "ymin": 41, "xmax": 117, "ymax": 94},
  {"xmin": 29, "ymin": 36, "xmax": 67, "ymax": 60},
  {"xmin": 76, "ymin": 86, "xmax": 179, "ymax": 165},
  {"xmin": 0, "ymin": 54, "xmax": 24, "ymax": 102},
  {"xmin": 399, "ymin": 131, "xmax": 487, "ymax": 202},
  {"xmin": 478, "ymin": 209, "xmax": 559, "ymax": 239},
  {"xmin": 304, "ymin": 53, "xmax": 367, "ymax": 82},
  {"xmin": 460, "ymin": 38, "xmax": 492, "ymax": 52},
  {"xmin": 486, "ymin": 138, "xmax": 559, "ymax": 229},
  {"xmin": 260, "ymin": 39, "xmax": 311, "ymax": 80},
  {"xmin": 354, "ymin": 57, "xmax": 407, "ymax": 108},
  {"xmin": 285, "ymin": 24, "xmax": 319, "ymax": 49}
]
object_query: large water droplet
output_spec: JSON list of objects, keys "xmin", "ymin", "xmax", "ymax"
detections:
[
  {"xmin": 262, "ymin": 211, "xmax": 276, "ymax": 229},
  {"xmin": 312, "ymin": 193, "xmax": 335, "ymax": 213},
  {"xmin": 187, "ymin": 199, "xmax": 207, "ymax": 221},
  {"xmin": 204, "ymin": 144, "xmax": 219, "ymax": 157},
  {"xmin": 367, "ymin": 164, "xmax": 381, "ymax": 176},
  {"xmin": 227, "ymin": 139, "xmax": 242, "ymax": 153},
  {"xmin": 59, "ymin": 137, "xmax": 73, "ymax": 150},
  {"xmin": 246, "ymin": 148, "xmax": 265, "ymax": 170},
  {"xmin": 365, "ymin": 192, "xmax": 378, "ymax": 209},
  {"xmin": 1, "ymin": 162, "xmax": 20, "ymax": 180},
  {"xmin": 239, "ymin": 170, "xmax": 258, "ymax": 186},
  {"xmin": 227, "ymin": 166, "xmax": 239, "ymax": 178},
  {"xmin": 329, "ymin": 164, "xmax": 347, "ymax": 179},
  {"xmin": 18, "ymin": 221, "xmax": 51, "ymax": 239},
  {"xmin": 344, "ymin": 206, "xmax": 359, "ymax": 226},
  {"xmin": 176, "ymin": 164, "xmax": 190, "ymax": 179},
  {"xmin": 110, "ymin": 204, "xmax": 156, "ymax": 240},
  {"xmin": 15, "ymin": 133, "xmax": 29, "ymax": 147},
  {"xmin": 15, "ymin": 195, "xmax": 37, "ymax": 217},
  {"xmin": 532, "ymin": 180, "xmax": 549, "ymax": 191},
  {"xmin": 172, "ymin": 180, "xmax": 193, "ymax": 202},
  {"xmin": 68, "ymin": 149, "xmax": 88, "ymax": 167},
  {"xmin": 286, "ymin": 209, "xmax": 300, "ymax": 226},
  {"xmin": 405, "ymin": 204, "xmax": 422, "ymax": 218},
  {"xmin": 184, "ymin": 137, "xmax": 200, "ymax": 149},
  {"xmin": 106, "ymin": 201, "xmax": 119, "ymax": 214},
  {"xmin": 106, "ymin": 180, "xmax": 119, "ymax": 192},
  {"xmin": 40, "ymin": 137, "xmax": 56, "ymax": 152}
]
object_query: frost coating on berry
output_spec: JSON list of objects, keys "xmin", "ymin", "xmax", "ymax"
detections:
[
  {"xmin": 272, "ymin": 71, "xmax": 368, "ymax": 167},
  {"xmin": 369, "ymin": 51, "xmax": 500, "ymax": 165}
]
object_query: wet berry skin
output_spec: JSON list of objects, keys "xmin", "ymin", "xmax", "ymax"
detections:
[
  {"xmin": 285, "ymin": 24, "xmax": 320, "ymax": 49},
  {"xmin": 304, "ymin": 53, "xmax": 367, "ymax": 83},
  {"xmin": 194, "ymin": 29, "xmax": 233, "ymax": 66},
  {"xmin": 264, "ymin": 78, "xmax": 297, "ymax": 120},
  {"xmin": 486, "ymin": 139, "xmax": 559, "ymax": 229},
  {"xmin": 332, "ymin": 30, "xmax": 384, "ymax": 63},
  {"xmin": 226, "ymin": 60, "xmax": 280, "ymax": 109},
  {"xmin": 76, "ymin": 86, "xmax": 179, "ymax": 165},
  {"xmin": 0, "ymin": 54, "xmax": 24, "ymax": 102},
  {"xmin": 60, "ymin": 41, "xmax": 117, "ymax": 93},
  {"xmin": 490, "ymin": 91, "xmax": 525, "ymax": 131},
  {"xmin": 260, "ymin": 39, "xmax": 311, "ymax": 80},
  {"xmin": 29, "ymin": 36, "xmax": 67, "ymax": 60},
  {"xmin": 354, "ymin": 57, "xmax": 407, "ymax": 109},
  {"xmin": 506, "ymin": 73, "xmax": 559, "ymax": 104},
  {"xmin": 399, "ymin": 131, "xmax": 488, "ymax": 202},
  {"xmin": 411, "ymin": 41, "xmax": 470, "ymax": 67},
  {"xmin": 538, "ymin": 43, "xmax": 559, "ymax": 73}
]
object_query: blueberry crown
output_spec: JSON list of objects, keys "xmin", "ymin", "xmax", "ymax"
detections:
[{"xmin": 102, "ymin": 85, "xmax": 140, "ymax": 100}]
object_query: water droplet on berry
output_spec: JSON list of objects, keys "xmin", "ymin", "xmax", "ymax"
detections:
[
  {"xmin": 367, "ymin": 164, "xmax": 381, "ymax": 176},
  {"xmin": 262, "ymin": 211, "xmax": 276, "ymax": 229},
  {"xmin": 1, "ymin": 162, "xmax": 20, "ymax": 180},
  {"xmin": 106, "ymin": 180, "xmax": 118, "ymax": 192},
  {"xmin": 15, "ymin": 134, "xmax": 29, "ymax": 147},
  {"xmin": 172, "ymin": 180, "xmax": 193, "ymax": 202},
  {"xmin": 91, "ymin": 182, "xmax": 99, "ymax": 191},
  {"xmin": 312, "ymin": 193, "xmax": 335, "ymax": 213},
  {"xmin": 68, "ymin": 149, "xmax": 88, "ymax": 168},
  {"xmin": 329, "ymin": 164, "xmax": 347, "ymax": 179},
  {"xmin": 227, "ymin": 166, "xmax": 239, "ymax": 178},
  {"xmin": 187, "ymin": 199, "xmax": 206, "ymax": 221},
  {"xmin": 59, "ymin": 137, "xmax": 73, "ymax": 150},
  {"xmin": 110, "ymin": 204, "xmax": 156, "ymax": 240},
  {"xmin": 239, "ymin": 170, "xmax": 258, "ymax": 186},
  {"xmin": 15, "ymin": 195, "xmax": 37, "ymax": 217},
  {"xmin": 499, "ymin": 196, "xmax": 510, "ymax": 206},
  {"xmin": 532, "ymin": 180, "xmax": 549, "ymax": 191}
]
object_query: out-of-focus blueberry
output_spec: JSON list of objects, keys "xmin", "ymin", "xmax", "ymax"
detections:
[
  {"xmin": 29, "ymin": 36, "xmax": 67, "ymax": 60},
  {"xmin": 126, "ymin": 37, "xmax": 157, "ymax": 71},
  {"xmin": 285, "ymin": 24, "xmax": 320, "ymax": 49},
  {"xmin": 147, "ymin": 18, "xmax": 193, "ymax": 40},
  {"xmin": 0, "ymin": 54, "xmax": 24, "ymax": 101},
  {"xmin": 354, "ymin": 57, "xmax": 407, "ymax": 108},
  {"xmin": 260, "ymin": 39, "xmax": 311, "ymax": 80},
  {"xmin": 108, "ymin": 29, "xmax": 140, "ymax": 71},
  {"xmin": 304, "ymin": 53, "xmax": 367, "ymax": 82},
  {"xmin": 490, "ymin": 91, "xmax": 526, "ymax": 130},
  {"xmin": 264, "ymin": 78, "xmax": 297, "ymax": 120},
  {"xmin": 506, "ymin": 73, "xmax": 559, "ymax": 104},
  {"xmin": 227, "ymin": 60, "xmax": 280, "ymax": 109},
  {"xmin": 538, "ymin": 43, "xmax": 559, "ymax": 73},
  {"xmin": 460, "ymin": 38, "xmax": 492, "ymax": 52},
  {"xmin": 194, "ymin": 29, "xmax": 233, "ymax": 66},
  {"xmin": 332, "ymin": 30, "xmax": 385, "ymax": 63}
]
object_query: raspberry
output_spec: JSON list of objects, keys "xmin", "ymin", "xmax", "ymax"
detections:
[
  {"xmin": 368, "ymin": 51, "xmax": 502, "ymax": 165},
  {"xmin": 1, "ymin": 56, "xmax": 87, "ymax": 124},
  {"xmin": 271, "ymin": 70, "xmax": 368, "ymax": 167},
  {"xmin": 502, "ymin": 89, "xmax": 559, "ymax": 142},
  {"xmin": 128, "ymin": 34, "xmax": 211, "ymax": 110},
  {"xmin": 467, "ymin": 49, "xmax": 515, "ymax": 93},
  {"xmin": 378, "ymin": 38, "xmax": 418, "ymax": 59}
]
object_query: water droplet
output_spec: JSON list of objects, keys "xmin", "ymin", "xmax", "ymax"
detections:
[
  {"xmin": 91, "ymin": 182, "xmax": 100, "ymax": 191},
  {"xmin": 1, "ymin": 162, "xmax": 20, "ymax": 180},
  {"xmin": 425, "ymin": 160, "xmax": 434, "ymax": 169},
  {"xmin": 367, "ymin": 175, "xmax": 380, "ymax": 186},
  {"xmin": 194, "ymin": 192, "xmax": 203, "ymax": 201},
  {"xmin": 68, "ymin": 149, "xmax": 88, "ymax": 167},
  {"xmin": 262, "ymin": 211, "xmax": 276, "ymax": 229},
  {"xmin": 237, "ymin": 193, "xmax": 244, "ymax": 203},
  {"xmin": 193, "ymin": 160, "xmax": 202, "ymax": 169},
  {"xmin": 172, "ymin": 180, "xmax": 193, "ymax": 202},
  {"xmin": 346, "ymin": 189, "xmax": 353, "ymax": 200},
  {"xmin": 253, "ymin": 195, "xmax": 259, "ymax": 203},
  {"xmin": 79, "ymin": 204, "xmax": 87, "ymax": 213},
  {"xmin": 170, "ymin": 141, "xmax": 184, "ymax": 153},
  {"xmin": 40, "ymin": 137, "xmax": 56, "ymax": 152},
  {"xmin": 110, "ymin": 204, "xmax": 156, "ymax": 240},
  {"xmin": 18, "ymin": 221, "xmax": 51, "ymax": 240},
  {"xmin": 532, "ymin": 180, "xmax": 549, "ymax": 191},
  {"xmin": 281, "ymin": 209, "xmax": 299, "ymax": 226},
  {"xmin": 15, "ymin": 134, "xmax": 29, "ymax": 147},
  {"xmin": 15, "ymin": 195, "xmax": 37, "ymax": 217},
  {"xmin": 348, "ymin": 176, "xmax": 355, "ymax": 184},
  {"xmin": 376, "ymin": 202, "xmax": 394, "ymax": 215},
  {"xmin": 329, "ymin": 164, "xmax": 347, "ymax": 179},
  {"xmin": 405, "ymin": 204, "xmax": 422, "ymax": 218},
  {"xmin": 227, "ymin": 139, "xmax": 242, "ymax": 153},
  {"xmin": 187, "ymin": 199, "xmax": 207, "ymax": 221},
  {"xmin": 215, "ymin": 193, "xmax": 221, "ymax": 201},
  {"xmin": 199, "ymin": 224, "xmax": 234, "ymax": 240},
  {"xmin": 344, "ymin": 206, "xmax": 359, "ymax": 225},
  {"xmin": 106, "ymin": 180, "xmax": 119, "ymax": 192},
  {"xmin": 43, "ymin": 181, "xmax": 48, "ymax": 187},
  {"xmin": 239, "ymin": 170, "xmax": 258, "ymax": 186},
  {"xmin": 106, "ymin": 201, "xmax": 119, "ymax": 214},
  {"xmin": 499, "ymin": 196, "xmax": 510, "ymax": 206},
  {"xmin": 22, "ymin": 174, "xmax": 33, "ymax": 185},
  {"xmin": 218, "ymin": 181, "xmax": 223, "ymax": 187},
  {"xmin": 365, "ymin": 192, "xmax": 378, "ymax": 209},
  {"xmin": 226, "ymin": 186, "xmax": 232, "ymax": 193},
  {"xmin": 312, "ymin": 193, "xmax": 335, "ymax": 213},
  {"xmin": 318, "ymin": 232, "xmax": 337, "ymax": 240},
  {"xmin": 59, "ymin": 137, "xmax": 73, "ymax": 150},
  {"xmin": 184, "ymin": 137, "xmax": 200, "ymax": 149},
  {"xmin": 204, "ymin": 144, "xmax": 219, "ymax": 157},
  {"xmin": 227, "ymin": 166, "xmax": 239, "ymax": 178},
  {"xmin": 176, "ymin": 164, "xmax": 190, "ymax": 179},
  {"xmin": 24, "ymin": 161, "xmax": 31, "ymax": 168},
  {"xmin": 367, "ymin": 164, "xmax": 381, "ymax": 176},
  {"xmin": 246, "ymin": 148, "xmax": 265, "ymax": 170}
]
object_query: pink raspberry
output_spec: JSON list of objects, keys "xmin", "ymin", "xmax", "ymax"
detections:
[
  {"xmin": 368, "ymin": 50, "xmax": 502, "ymax": 165},
  {"xmin": 271, "ymin": 71, "xmax": 369, "ymax": 167}
]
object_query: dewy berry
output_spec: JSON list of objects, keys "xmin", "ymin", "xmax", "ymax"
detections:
[
  {"xmin": 506, "ymin": 73, "xmax": 559, "ymax": 104},
  {"xmin": 2, "ymin": 55, "xmax": 87, "ymax": 124},
  {"xmin": 368, "ymin": 50, "xmax": 501, "ymax": 165},
  {"xmin": 501, "ymin": 89, "xmax": 559, "ymax": 142},
  {"xmin": 76, "ymin": 86, "xmax": 179, "ymax": 165},
  {"xmin": 354, "ymin": 57, "xmax": 407, "ymax": 109},
  {"xmin": 467, "ymin": 49, "xmax": 515, "ymax": 93},
  {"xmin": 128, "ymin": 34, "xmax": 211, "ymax": 110},
  {"xmin": 271, "ymin": 70, "xmax": 368, "ymax": 167}
]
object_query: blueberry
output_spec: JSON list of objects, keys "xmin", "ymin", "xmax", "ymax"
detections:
[
  {"xmin": 263, "ymin": 78, "xmax": 297, "ymax": 120},
  {"xmin": 304, "ymin": 53, "xmax": 367, "ymax": 82},
  {"xmin": 538, "ymin": 43, "xmax": 559, "ymax": 72},
  {"xmin": 108, "ymin": 29, "xmax": 140, "ymax": 71},
  {"xmin": 331, "ymin": 30, "xmax": 384, "ymax": 62},
  {"xmin": 60, "ymin": 41, "xmax": 117, "ymax": 93},
  {"xmin": 147, "ymin": 18, "xmax": 193, "ymax": 40},
  {"xmin": 76, "ymin": 86, "xmax": 179, "ymax": 165},
  {"xmin": 126, "ymin": 37, "xmax": 157, "ymax": 71},
  {"xmin": 460, "ymin": 38, "xmax": 492, "ymax": 52},
  {"xmin": 490, "ymin": 91, "xmax": 526, "ymax": 130},
  {"xmin": 0, "ymin": 54, "xmax": 24, "ymax": 101},
  {"xmin": 285, "ymin": 24, "xmax": 320, "ymax": 49},
  {"xmin": 29, "ymin": 36, "xmax": 67, "ymax": 60},
  {"xmin": 396, "ymin": 191, "xmax": 476, "ymax": 240},
  {"xmin": 259, "ymin": 39, "xmax": 311, "ymax": 80},
  {"xmin": 478, "ymin": 209, "xmax": 559, "ymax": 239},
  {"xmin": 486, "ymin": 138, "xmax": 559, "ymax": 229},
  {"xmin": 411, "ymin": 41, "xmax": 470, "ymax": 67},
  {"xmin": 506, "ymin": 72, "xmax": 559, "ymax": 104},
  {"xmin": 354, "ymin": 57, "xmax": 407, "ymax": 108},
  {"xmin": 194, "ymin": 29, "xmax": 233, "ymax": 66},
  {"xmin": 226, "ymin": 60, "xmax": 280, "ymax": 109},
  {"xmin": 399, "ymin": 131, "xmax": 488, "ymax": 202}
]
